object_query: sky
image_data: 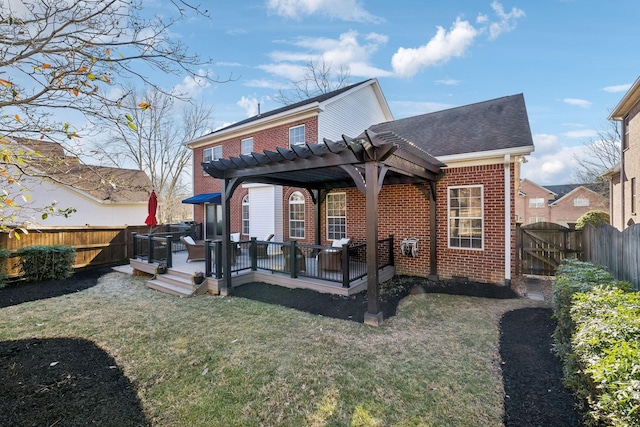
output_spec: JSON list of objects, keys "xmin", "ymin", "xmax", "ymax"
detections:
[{"xmin": 123, "ymin": 1, "xmax": 640, "ymax": 184}]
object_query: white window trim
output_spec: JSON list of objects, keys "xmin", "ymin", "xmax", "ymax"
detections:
[
  {"xmin": 289, "ymin": 124, "xmax": 305, "ymax": 147},
  {"xmin": 529, "ymin": 197, "xmax": 545, "ymax": 208},
  {"xmin": 241, "ymin": 137, "xmax": 253, "ymax": 155},
  {"xmin": 448, "ymin": 185, "xmax": 484, "ymax": 250},
  {"xmin": 289, "ymin": 191, "xmax": 305, "ymax": 239},
  {"xmin": 203, "ymin": 146, "xmax": 222, "ymax": 175},
  {"xmin": 241, "ymin": 194, "xmax": 250, "ymax": 236},
  {"xmin": 573, "ymin": 197, "xmax": 589, "ymax": 207},
  {"xmin": 326, "ymin": 192, "xmax": 347, "ymax": 241}
]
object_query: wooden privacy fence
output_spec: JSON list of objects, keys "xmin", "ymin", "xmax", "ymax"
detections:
[
  {"xmin": 1, "ymin": 225, "xmax": 166, "ymax": 278},
  {"xmin": 582, "ymin": 223, "xmax": 640, "ymax": 290},
  {"xmin": 517, "ymin": 222, "xmax": 582, "ymax": 276}
]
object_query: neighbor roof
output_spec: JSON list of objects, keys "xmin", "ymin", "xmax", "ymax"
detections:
[
  {"xmin": 544, "ymin": 183, "xmax": 607, "ymax": 203},
  {"xmin": 609, "ymin": 75, "xmax": 640, "ymax": 120},
  {"xmin": 9, "ymin": 138, "xmax": 152, "ymax": 203},
  {"xmin": 369, "ymin": 94, "xmax": 534, "ymax": 158}
]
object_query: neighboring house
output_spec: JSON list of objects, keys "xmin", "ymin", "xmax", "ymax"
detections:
[
  {"xmin": 516, "ymin": 179, "xmax": 608, "ymax": 227},
  {"xmin": 608, "ymin": 75, "xmax": 640, "ymax": 230},
  {"xmin": 4, "ymin": 138, "xmax": 153, "ymax": 227},
  {"xmin": 186, "ymin": 80, "xmax": 535, "ymax": 286}
]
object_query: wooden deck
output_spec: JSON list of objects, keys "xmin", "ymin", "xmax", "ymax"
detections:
[{"xmin": 123, "ymin": 250, "xmax": 395, "ymax": 297}]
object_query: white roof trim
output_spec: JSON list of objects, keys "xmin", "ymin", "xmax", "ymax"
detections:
[{"xmin": 436, "ymin": 145, "xmax": 535, "ymax": 163}]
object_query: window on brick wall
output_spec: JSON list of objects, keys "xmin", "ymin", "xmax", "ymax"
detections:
[
  {"xmin": 529, "ymin": 216, "xmax": 545, "ymax": 224},
  {"xmin": 289, "ymin": 125, "xmax": 305, "ymax": 147},
  {"xmin": 529, "ymin": 197, "xmax": 545, "ymax": 208},
  {"xmin": 574, "ymin": 197, "xmax": 589, "ymax": 207},
  {"xmin": 242, "ymin": 195, "xmax": 250, "ymax": 235},
  {"xmin": 623, "ymin": 115, "xmax": 630, "ymax": 150},
  {"xmin": 448, "ymin": 185, "xmax": 483, "ymax": 249},
  {"xmin": 326, "ymin": 192, "xmax": 346, "ymax": 240},
  {"xmin": 241, "ymin": 137, "xmax": 253, "ymax": 155},
  {"xmin": 203, "ymin": 146, "xmax": 222, "ymax": 175},
  {"xmin": 289, "ymin": 191, "xmax": 305, "ymax": 239}
]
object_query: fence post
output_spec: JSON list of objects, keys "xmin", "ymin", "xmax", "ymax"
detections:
[
  {"xmin": 132, "ymin": 232, "xmax": 138, "ymax": 259},
  {"xmin": 205, "ymin": 240, "xmax": 212, "ymax": 277},
  {"xmin": 341, "ymin": 243, "xmax": 350, "ymax": 288},
  {"xmin": 250, "ymin": 237, "xmax": 257, "ymax": 271},
  {"xmin": 147, "ymin": 234, "xmax": 153, "ymax": 263},
  {"xmin": 389, "ymin": 234, "xmax": 394, "ymax": 267},
  {"xmin": 165, "ymin": 235, "xmax": 173, "ymax": 268},
  {"xmin": 214, "ymin": 241, "xmax": 222, "ymax": 279}
]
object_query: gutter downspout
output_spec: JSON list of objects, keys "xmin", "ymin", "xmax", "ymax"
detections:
[{"xmin": 504, "ymin": 154, "xmax": 512, "ymax": 287}]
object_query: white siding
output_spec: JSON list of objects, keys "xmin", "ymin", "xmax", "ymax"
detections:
[
  {"xmin": 319, "ymin": 85, "xmax": 391, "ymax": 140},
  {"xmin": 8, "ymin": 176, "xmax": 147, "ymax": 226},
  {"xmin": 247, "ymin": 184, "xmax": 282, "ymax": 240}
]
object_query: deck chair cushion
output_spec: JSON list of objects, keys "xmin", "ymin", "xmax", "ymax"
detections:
[
  {"xmin": 183, "ymin": 235, "xmax": 196, "ymax": 246},
  {"xmin": 331, "ymin": 238, "xmax": 351, "ymax": 248}
]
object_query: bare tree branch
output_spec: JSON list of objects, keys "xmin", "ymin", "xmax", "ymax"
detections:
[{"xmin": 273, "ymin": 59, "xmax": 351, "ymax": 105}]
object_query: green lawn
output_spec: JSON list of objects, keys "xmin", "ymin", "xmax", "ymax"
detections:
[{"xmin": 0, "ymin": 271, "xmax": 544, "ymax": 426}]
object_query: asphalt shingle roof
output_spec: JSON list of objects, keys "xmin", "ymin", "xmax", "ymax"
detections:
[{"xmin": 369, "ymin": 94, "xmax": 534, "ymax": 158}]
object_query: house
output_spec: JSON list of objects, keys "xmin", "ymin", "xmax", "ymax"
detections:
[
  {"xmin": 515, "ymin": 179, "xmax": 608, "ymax": 227},
  {"xmin": 186, "ymin": 80, "xmax": 535, "ymax": 292},
  {"xmin": 608, "ymin": 75, "xmax": 640, "ymax": 230},
  {"xmin": 185, "ymin": 79, "xmax": 393, "ymax": 241},
  {"xmin": 4, "ymin": 137, "xmax": 153, "ymax": 227}
]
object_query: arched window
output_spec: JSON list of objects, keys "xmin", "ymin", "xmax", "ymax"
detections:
[
  {"xmin": 242, "ymin": 195, "xmax": 250, "ymax": 235},
  {"xmin": 289, "ymin": 191, "xmax": 305, "ymax": 238}
]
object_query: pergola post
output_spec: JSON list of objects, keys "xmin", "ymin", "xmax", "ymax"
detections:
[
  {"xmin": 364, "ymin": 161, "xmax": 383, "ymax": 326},
  {"xmin": 220, "ymin": 178, "xmax": 232, "ymax": 296}
]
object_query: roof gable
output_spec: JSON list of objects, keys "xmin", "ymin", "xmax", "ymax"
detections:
[
  {"xmin": 369, "ymin": 94, "xmax": 534, "ymax": 158},
  {"xmin": 201, "ymin": 79, "xmax": 380, "ymax": 138}
]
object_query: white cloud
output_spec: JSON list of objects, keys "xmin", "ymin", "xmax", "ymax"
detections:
[
  {"xmin": 260, "ymin": 30, "xmax": 391, "ymax": 80},
  {"xmin": 603, "ymin": 83, "xmax": 632, "ymax": 93},
  {"xmin": 435, "ymin": 77, "xmax": 460, "ymax": 85},
  {"xmin": 390, "ymin": 2, "xmax": 525, "ymax": 78},
  {"xmin": 237, "ymin": 96, "xmax": 260, "ymax": 117},
  {"xmin": 172, "ymin": 69, "xmax": 212, "ymax": 98},
  {"xmin": 487, "ymin": 1, "xmax": 526, "ymax": 40},
  {"xmin": 520, "ymin": 134, "xmax": 585, "ymax": 185},
  {"xmin": 244, "ymin": 79, "xmax": 284, "ymax": 90},
  {"xmin": 266, "ymin": 0, "xmax": 383, "ymax": 23},
  {"xmin": 391, "ymin": 18, "xmax": 478, "ymax": 78},
  {"xmin": 563, "ymin": 98, "xmax": 592, "ymax": 108},
  {"xmin": 563, "ymin": 129, "xmax": 598, "ymax": 138}
]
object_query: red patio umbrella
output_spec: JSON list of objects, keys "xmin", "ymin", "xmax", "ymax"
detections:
[{"xmin": 145, "ymin": 190, "xmax": 158, "ymax": 227}]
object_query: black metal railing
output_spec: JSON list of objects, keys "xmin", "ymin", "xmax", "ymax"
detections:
[{"xmin": 133, "ymin": 233, "xmax": 395, "ymax": 288}]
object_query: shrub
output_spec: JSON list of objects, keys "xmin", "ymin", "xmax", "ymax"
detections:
[
  {"xmin": 0, "ymin": 248, "xmax": 10, "ymax": 288},
  {"xmin": 571, "ymin": 289, "xmax": 640, "ymax": 426},
  {"xmin": 575, "ymin": 210, "xmax": 610, "ymax": 230},
  {"xmin": 15, "ymin": 245, "xmax": 75, "ymax": 282}
]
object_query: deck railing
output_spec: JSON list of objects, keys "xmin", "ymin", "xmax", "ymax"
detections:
[{"xmin": 132, "ymin": 234, "xmax": 395, "ymax": 288}]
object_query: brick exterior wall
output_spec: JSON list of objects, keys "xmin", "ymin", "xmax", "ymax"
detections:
[
  {"xmin": 620, "ymin": 100, "xmax": 640, "ymax": 227},
  {"xmin": 191, "ymin": 119, "xmax": 517, "ymax": 285},
  {"xmin": 516, "ymin": 179, "xmax": 609, "ymax": 227}
]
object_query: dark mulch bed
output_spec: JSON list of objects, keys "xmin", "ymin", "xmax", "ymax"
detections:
[{"xmin": 0, "ymin": 270, "xmax": 584, "ymax": 426}]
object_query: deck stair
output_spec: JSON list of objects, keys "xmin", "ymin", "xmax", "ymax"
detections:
[
  {"xmin": 146, "ymin": 269, "xmax": 208, "ymax": 297},
  {"xmin": 130, "ymin": 258, "xmax": 208, "ymax": 297}
]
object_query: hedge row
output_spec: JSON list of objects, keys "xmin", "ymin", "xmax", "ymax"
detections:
[
  {"xmin": 0, "ymin": 248, "xmax": 10, "ymax": 288},
  {"xmin": 14, "ymin": 245, "xmax": 76, "ymax": 282},
  {"xmin": 552, "ymin": 259, "xmax": 638, "ymax": 426}
]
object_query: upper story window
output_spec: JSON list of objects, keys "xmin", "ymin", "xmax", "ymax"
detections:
[
  {"xmin": 448, "ymin": 185, "xmax": 483, "ymax": 250},
  {"xmin": 529, "ymin": 217, "xmax": 545, "ymax": 224},
  {"xmin": 289, "ymin": 125, "xmax": 305, "ymax": 147},
  {"xmin": 326, "ymin": 192, "xmax": 346, "ymax": 240},
  {"xmin": 623, "ymin": 115, "xmax": 630, "ymax": 150},
  {"xmin": 289, "ymin": 191, "xmax": 305, "ymax": 239},
  {"xmin": 574, "ymin": 197, "xmax": 589, "ymax": 207},
  {"xmin": 529, "ymin": 198, "xmax": 545, "ymax": 208},
  {"xmin": 203, "ymin": 146, "xmax": 222, "ymax": 175},
  {"xmin": 241, "ymin": 137, "xmax": 253, "ymax": 155}
]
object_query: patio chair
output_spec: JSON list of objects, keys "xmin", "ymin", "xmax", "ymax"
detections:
[
  {"xmin": 180, "ymin": 236, "xmax": 205, "ymax": 262},
  {"xmin": 282, "ymin": 244, "xmax": 306, "ymax": 273},
  {"xmin": 256, "ymin": 234, "xmax": 275, "ymax": 258},
  {"xmin": 318, "ymin": 238, "xmax": 351, "ymax": 272}
]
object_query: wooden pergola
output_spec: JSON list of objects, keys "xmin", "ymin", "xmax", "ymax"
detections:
[{"xmin": 202, "ymin": 129, "xmax": 444, "ymax": 325}]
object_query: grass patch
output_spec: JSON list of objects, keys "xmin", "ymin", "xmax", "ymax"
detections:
[{"xmin": 0, "ymin": 271, "xmax": 544, "ymax": 426}]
